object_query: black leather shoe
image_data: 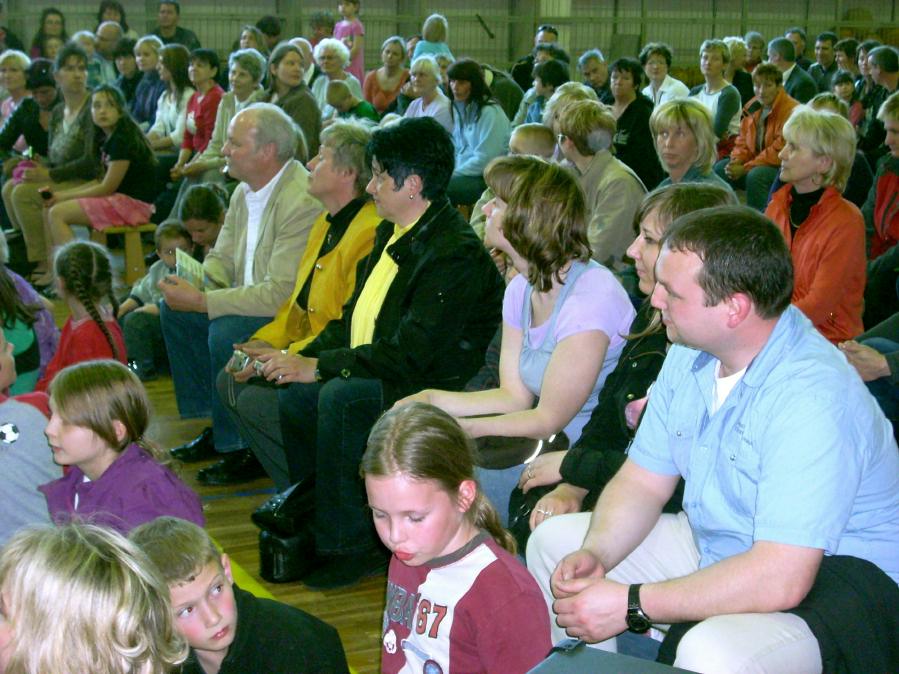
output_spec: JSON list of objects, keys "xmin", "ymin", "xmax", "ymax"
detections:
[
  {"xmin": 197, "ymin": 449, "xmax": 267, "ymax": 486},
  {"xmin": 302, "ymin": 547, "xmax": 389, "ymax": 591},
  {"xmin": 251, "ymin": 477, "xmax": 315, "ymax": 536},
  {"xmin": 171, "ymin": 427, "xmax": 216, "ymax": 462}
]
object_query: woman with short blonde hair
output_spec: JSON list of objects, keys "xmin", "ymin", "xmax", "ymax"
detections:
[
  {"xmin": 766, "ymin": 106, "xmax": 865, "ymax": 343},
  {"xmin": 650, "ymin": 97, "xmax": 726, "ymax": 186}
]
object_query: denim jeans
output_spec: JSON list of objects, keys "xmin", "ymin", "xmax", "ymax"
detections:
[
  {"xmin": 713, "ymin": 159, "xmax": 780, "ymax": 212},
  {"xmin": 160, "ymin": 303, "xmax": 270, "ymax": 453},
  {"xmin": 476, "ymin": 463, "xmax": 526, "ymax": 528},
  {"xmin": 216, "ymin": 370, "xmax": 290, "ymax": 490},
  {"xmin": 278, "ymin": 377, "xmax": 385, "ymax": 555},
  {"xmin": 121, "ymin": 307, "xmax": 167, "ymax": 375}
]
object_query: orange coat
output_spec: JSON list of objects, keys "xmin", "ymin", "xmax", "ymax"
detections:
[
  {"xmin": 766, "ymin": 185, "xmax": 865, "ymax": 343},
  {"xmin": 730, "ymin": 88, "xmax": 799, "ymax": 170}
]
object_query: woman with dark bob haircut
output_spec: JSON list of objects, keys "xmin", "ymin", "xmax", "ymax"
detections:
[
  {"xmin": 639, "ymin": 42, "xmax": 689, "ymax": 106},
  {"xmin": 398, "ymin": 154, "xmax": 635, "ymax": 521},
  {"xmin": 253, "ymin": 115, "xmax": 506, "ymax": 589},
  {"xmin": 446, "ymin": 58, "xmax": 511, "ymax": 206},
  {"xmin": 610, "ymin": 57, "xmax": 664, "ymax": 189}
]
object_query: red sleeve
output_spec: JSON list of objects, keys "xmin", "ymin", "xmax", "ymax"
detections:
[
  {"xmin": 35, "ymin": 319, "xmax": 126, "ymax": 392},
  {"xmin": 181, "ymin": 92, "xmax": 199, "ymax": 151},
  {"xmin": 13, "ymin": 391, "xmax": 50, "ymax": 417},
  {"xmin": 193, "ymin": 85, "xmax": 223, "ymax": 153}
]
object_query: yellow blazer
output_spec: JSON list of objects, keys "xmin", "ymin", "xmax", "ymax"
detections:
[{"xmin": 252, "ymin": 200, "xmax": 381, "ymax": 353}]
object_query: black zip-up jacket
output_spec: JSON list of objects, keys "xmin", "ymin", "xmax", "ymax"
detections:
[{"xmin": 302, "ymin": 196, "xmax": 505, "ymax": 405}]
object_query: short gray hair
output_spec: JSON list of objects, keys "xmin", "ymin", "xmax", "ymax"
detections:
[
  {"xmin": 0, "ymin": 49, "xmax": 29, "ymax": 70},
  {"xmin": 320, "ymin": 120, "xmax": 374, "ymax": 197},
  {"xmin": 578, "ymin": 48, "xmax": 605, "ymax": 70},
  {"xmin": 314, "ymin": 37, "xmax": 350, "ymax": 68},
  {"xmin": 242, "ymin": 103, "xmax": 304, "ymax": 164},
  {"xmin": 228, "ymin": 48, "xmax": 266, "ymax": 83}
]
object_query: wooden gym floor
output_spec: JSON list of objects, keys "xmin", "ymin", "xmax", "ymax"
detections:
[{"xmin": 49, "ymin": 282, "xmax": 383, "ymax": 673}]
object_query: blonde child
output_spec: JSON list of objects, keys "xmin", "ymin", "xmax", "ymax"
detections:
[
  {"xmin": 334, "ymin": 0, "xmax": 364, "ymax": 83},
  {"xmin": 38, "ymin": 360, "xmax": 204, "ymax": 534},
  {"xmin": 0, "ymin": 523, "xmax": 187, "ymax": 674},
  {"xmin": 130, "ymin": 516, "xmax": 349, "ymax": 674},
  {"xmin": 35, "ymin": 240, "xmax": 125, "ymax": 391},
  {"xmin": 362, "ymin": 403, "xmax": 551, "ymax": 674}
]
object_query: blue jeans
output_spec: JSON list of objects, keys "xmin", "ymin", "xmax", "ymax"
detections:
[
  {"xmin": 160, "ymin": 303, "xmax": 270, "ymax": 453},
  {"xmin": 713, "ymin": 159, "xmax": 780, "ymax": 212},
  {"xmin": 475, "ymin": 463, "xmax": 525, "ymax": 528},
  {"xmin": 278, "ymin": 377, "xmax": 385, "ymax": 555}
]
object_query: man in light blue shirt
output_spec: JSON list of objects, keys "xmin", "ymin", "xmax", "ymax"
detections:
[{"xmin": 528, "ymin": 206, "xmax": 899, "ymax": 672}]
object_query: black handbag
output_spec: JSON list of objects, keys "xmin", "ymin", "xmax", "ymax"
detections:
[
  {"xmin": 258, "ymin": 527, "xmax": 317, "ymax": 583},
  {"xmin": 475, "ymin": 432, "xmax": 569, "ymax": 470}
]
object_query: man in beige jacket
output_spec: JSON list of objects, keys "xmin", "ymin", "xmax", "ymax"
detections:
[{"xmin": 160, "ymin": 103, "xmax": 321, "ymax": 485}]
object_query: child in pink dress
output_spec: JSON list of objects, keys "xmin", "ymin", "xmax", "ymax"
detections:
[{"xmin": 334, "ymin": 0, "xmax": 365, "ymax": 83}]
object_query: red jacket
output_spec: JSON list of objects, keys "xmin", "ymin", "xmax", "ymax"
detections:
[
  {"xmin": 731, "ymin": 88, "xmax": 799, "ymax": 170},
  {"xmin": 865, "ymin": 157, "xmax": 899, "ymax": 260},
  {"xmin": 766, "ymin": 185, "xmax": 865, "ymax": 343}
]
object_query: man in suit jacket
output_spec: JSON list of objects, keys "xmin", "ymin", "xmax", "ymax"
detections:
[
  {"xmin": 785, "ymin": 27, "xmax": 813, "ymax": 71},
  {"xmin": 768, "ymin": 37, "xmax": 817, "ymax": 103},
  {"xmin": 160, "ymin": 104, "xmax": 320, "ymax": 485}
]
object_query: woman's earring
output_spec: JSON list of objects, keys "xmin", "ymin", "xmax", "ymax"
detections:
[{"xmin": 409, "ymin": 192, "xmax": 415, "ymax": 200}]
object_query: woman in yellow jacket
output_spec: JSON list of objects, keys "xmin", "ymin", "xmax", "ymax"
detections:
[{"xmin": 215, "ymin": 120, "xmax": 381, "ymax": 489}]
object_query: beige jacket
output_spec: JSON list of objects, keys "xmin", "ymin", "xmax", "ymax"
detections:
[
  {"xmin": 204, "ymin": 160, "xmax": 321, "ymax": 319},
  {"xmin": 568, "ymin": 151, "xmax": 646, "ymax": 271}
]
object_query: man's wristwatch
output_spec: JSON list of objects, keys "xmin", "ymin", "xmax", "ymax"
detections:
[{"xmin": 626, "ymin": 583, "xmax": 652, "ymax": 633}]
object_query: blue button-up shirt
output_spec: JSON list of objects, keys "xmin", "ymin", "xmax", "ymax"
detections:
[{"xmin": 630, "ymin": 306, "xmax": 899, "ymax": 582}]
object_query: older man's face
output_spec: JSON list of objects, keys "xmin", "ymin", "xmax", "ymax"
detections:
[
  {"xmin": 222, "ymin": 113, "xmax": 261, "ymax": 182},
  {"xmin": 96, "ymin": 24, "xmax": 121, "ymax": 59}
]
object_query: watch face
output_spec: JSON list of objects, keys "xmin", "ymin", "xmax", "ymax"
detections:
[{"xmin": 626, "ymin": 614, "xmax": 652, "ymax": 634}]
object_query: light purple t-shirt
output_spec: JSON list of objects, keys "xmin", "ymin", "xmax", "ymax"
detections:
[{"xmin": 502, "ymin": 261, "xmax": 635, "ymax": 442}]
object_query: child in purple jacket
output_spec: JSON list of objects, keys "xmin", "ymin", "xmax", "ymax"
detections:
[{"xmin": 39, "ymin": 359, "xmax": 203, "ymax": 534}]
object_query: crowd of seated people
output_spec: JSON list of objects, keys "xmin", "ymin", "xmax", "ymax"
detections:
[{"xmin": 0, "ymin": 4, "xmax": 896, "ymax": 673}]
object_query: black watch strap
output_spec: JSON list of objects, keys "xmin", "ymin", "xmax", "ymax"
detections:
[{"xmin": 626, "ymin": 583, "xmax": 652, "ymax": 633}]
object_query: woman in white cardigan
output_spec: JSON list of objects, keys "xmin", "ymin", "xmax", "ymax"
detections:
[
  {"xmin": 639, "ymin": 42, "xmax": 689, "ymax": 106},
  {"xmin": 147, "ymin": 43, "xmax": 194, "ymax": 153}
]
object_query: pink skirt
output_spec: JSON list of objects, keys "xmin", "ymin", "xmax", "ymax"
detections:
[{"xmin": 79, "ymin": 193, "xmax": 155, "ymax": 230}]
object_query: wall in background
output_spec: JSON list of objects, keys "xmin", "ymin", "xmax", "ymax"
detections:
[{"xmin": 7, "ymin": 0, "xmax": 896, "ymax": 72}]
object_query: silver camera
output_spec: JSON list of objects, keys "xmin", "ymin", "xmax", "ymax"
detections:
[{"xmin": 226, "ymin": 349, "xmax": 252, "ymax": 373}]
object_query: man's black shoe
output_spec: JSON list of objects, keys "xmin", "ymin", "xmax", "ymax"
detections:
[
  {"xmin": 197, "ymin": 449, "xmax": 267, "ymax": 486},
  {"xmin": 251, "ymin": 477, "xmax": 315, "ymax": 536},
  {"xmin": 170, "ymin": 427, "xmax": 216, "ymax": 462}
]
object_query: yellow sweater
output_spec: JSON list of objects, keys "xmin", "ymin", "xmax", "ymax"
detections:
[{"xmin": 251, "ymin": 201, "xmax": 381, "ymax": 353}]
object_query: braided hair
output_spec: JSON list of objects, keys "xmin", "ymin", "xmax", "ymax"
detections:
[{"xmin": 54, "ymin": 241, "xmax": 121, "ymax": 361}]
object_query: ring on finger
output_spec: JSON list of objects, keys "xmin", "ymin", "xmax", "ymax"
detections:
[
  {"xmin": 527, "ymin": 465, "xmax": 535, "ymax": 480},
  {"xmin": 535, "ymin": 507, "xmax": 546, "ymax": 515}
]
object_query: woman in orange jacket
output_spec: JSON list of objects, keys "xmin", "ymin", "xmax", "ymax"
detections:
[{"xmin": 766, "ymin": 106, "xmax": 865, "ymax": 343}]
